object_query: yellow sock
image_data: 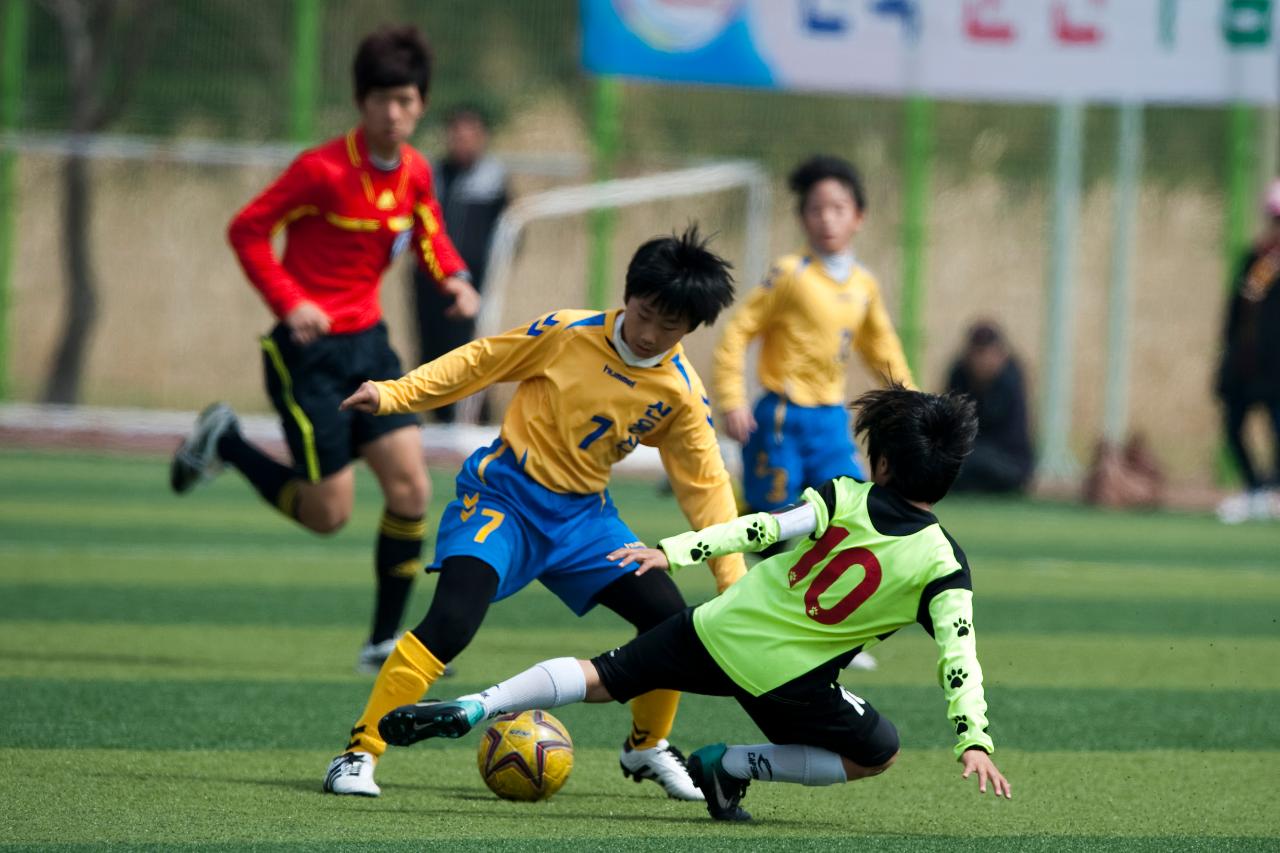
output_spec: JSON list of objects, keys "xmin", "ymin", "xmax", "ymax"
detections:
[
  {"xmin": 346, "ymin": 633, "xmax": 445, "ymax": 757},
  {"xmin": 628, "ymin": 689, "xmax": 681, "ymax": 750}
]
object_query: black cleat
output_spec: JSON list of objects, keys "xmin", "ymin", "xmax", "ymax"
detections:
[
  {"xmin": 378, "ymin": 699, "xmax": 484, "ymax": 746},
  {"xmin": 170, "ymin": 403, "xmax": 237, "ymax": 494},
  {"xmin": 687, "ymin": 743, "xmax": 752, "ymax": 821}
]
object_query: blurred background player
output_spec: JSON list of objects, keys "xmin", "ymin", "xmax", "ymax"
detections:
[
  {"xmin": 169, "ymin": 26, "xmax": 480, "ymax": 672},
  {"xmin": 713, "ymin": 155, "xmax": 913, "ymax": 673},
  {"xmin": 714, "ymin": 155, "xmax": 914, "ymax": 503},
  {"xmin": 322, "ymin": 226, "xmax": 745, "ymax": 802},
  {"xmin": 1215, "ymin": 178, "xmax": 1280, "ymax": 524},
  {"xmin": 379, "ymin": 386, "xmax": 1011, "ymax": 822},
  {"xmin": 410, "ymin": 104, "xmax": 510, "ymax": 423},
  {"xmin": 946, "ymin": 322, "xmax": 1034, "ymax": 494}
]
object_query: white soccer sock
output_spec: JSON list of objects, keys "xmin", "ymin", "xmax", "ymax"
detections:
[
  {"xmin": 461, "ymin": 657, "xmax": 587, "ymax": 720},
  {"xmin": 720, "ymin": 744, "xmax": 848, "ymax": 786}
]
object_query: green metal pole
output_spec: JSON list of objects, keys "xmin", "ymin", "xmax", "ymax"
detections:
[
  {"xmin": 588, "ymin": 76, "xmax": 622, "ymax": 310},
  {"xmin": 1218, "ymin": 102, "xmax": 1259, "ymax": 485},
  {"xmin": 1039, "ymin": 100, "xmax": 1086, "ymax": 482},
  {"xmin": 289, "ymin": 0, "xmax": 321, "ymax": 143},
  {"xmin": 1102, "ymin": 102, "xmax": 1144, "ymax": 445},
  {"xmin": 0, "ymin": 0, "xmax": 29, "ymax": 401},
  {"xmin": 900, "ymin": 95, "xmax": 932, "ymax": 380},
  {"xmin": 1225, "ymin": 103, "xmax": 1257, "ymax": 267}
]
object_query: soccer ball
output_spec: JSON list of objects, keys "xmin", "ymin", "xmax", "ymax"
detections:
[{"xmin": 475, "ymin": 709, "xmax": 574, "ymax": 802}]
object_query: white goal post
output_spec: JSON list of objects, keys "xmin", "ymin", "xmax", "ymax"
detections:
[{"xmin": 457, "ymin": 160, "xmax": 773, "ymax": 424}]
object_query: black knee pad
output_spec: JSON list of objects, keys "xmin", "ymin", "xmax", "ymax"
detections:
[{"xmin": 860, "ymin": 714, "xmax": 900, "ymax": 768}]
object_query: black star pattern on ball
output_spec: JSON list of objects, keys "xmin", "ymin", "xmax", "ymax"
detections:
[{"xmin": 947, "ymin": 667, "xmax": 967, "ymax": 689}]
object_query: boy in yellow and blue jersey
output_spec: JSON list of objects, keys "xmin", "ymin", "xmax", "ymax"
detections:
[
  {"xmin": 322, "ymin": 226, "xmax": 745, "ymax": 802},
  {"xmin": 382, "ymin": 386, "xmax": 1012, "ymax": 822},
  {"xmin": 714, "ymin": 155, "xmax": 913, "ymax": 516}
]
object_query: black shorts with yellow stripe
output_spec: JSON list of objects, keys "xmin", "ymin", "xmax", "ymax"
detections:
[{"xmin": 260, "ymin": 321, "xmax": 418, "ymax": 482}]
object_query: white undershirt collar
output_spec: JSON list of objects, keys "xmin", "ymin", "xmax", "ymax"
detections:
[
  {"xmin": 369, "ymin": 151, "xmax": 401, "ymax": 172},
  {"xmin": 817, "ymin": 250, "xmax": 856, "ymax": 282},
  {"xmin": 612, "ymin": 311, "xmax": 672, "ymax": 368}
]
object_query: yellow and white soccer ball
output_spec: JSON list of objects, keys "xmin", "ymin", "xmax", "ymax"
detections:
[{"xmin": 476, "ymin": 709, "xmax": 574, "ymax": 802}]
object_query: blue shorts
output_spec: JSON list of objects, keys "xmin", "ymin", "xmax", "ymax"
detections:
[
  {"xmin": 430, "ymin": 439, "xmax": 643, "ymax": 616},
  {"xmin": 741, "ymin": 392, "xmax": 864, "ymax": 511}
]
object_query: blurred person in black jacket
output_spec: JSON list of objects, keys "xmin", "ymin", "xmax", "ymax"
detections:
[
  {"xmin": 946, "ymin": 322, "xmax": 1034, "ymax": 494},
  {"xmin": 411, "ymin": 105, "xmax": 510, "ymax": 423},
  {"xmin": 1215, "ymin": 179, "xmax": 1280, "ymax": 524}
]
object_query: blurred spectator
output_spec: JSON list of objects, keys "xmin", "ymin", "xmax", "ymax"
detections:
[
  {"xmin": 946, "ymin": 322, "xmax": 1033, "ymax": 493},
  {"xmin": 1214, "ymin": 179, "xmax": 1280, "ymax": 524},
  {"xmin": 411, "ymin": 104, "xmax": 510, "ymax": 422}
]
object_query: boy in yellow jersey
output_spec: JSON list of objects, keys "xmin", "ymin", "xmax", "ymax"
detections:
[
  {"xmin": 322, "ymin": 226, "xmax": 745, "ymax": 801},
  {"xmin": 715, "ymin": 155, "xmax": 913, "ymax": 519}
]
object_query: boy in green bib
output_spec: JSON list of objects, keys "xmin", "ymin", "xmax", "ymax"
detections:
[{"xmin": 379, "ymin": 385, "xmax": 1012, "ymax": 820}]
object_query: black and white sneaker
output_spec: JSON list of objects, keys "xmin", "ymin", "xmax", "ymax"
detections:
[
  {"xmin": 355, "ymin": 637, "xmax": 399, "ymax": 675},
  {"xmin": 170, "ymin": 402, "xmax": 238, "ymax": 494},
  {"xmin": 619, "ymin": 738, "xmax": 704, "ymax": 800},
  {"xmin": 354, "ymin": 637, "xmax": 458, "ymax": 678},
  {"xmin": 322, "ymin": 751, "xmax": 380, "ymax": 796},
  {"xmin": 687, "ymin": 743, "xmax": 752, "ymax": 821}
]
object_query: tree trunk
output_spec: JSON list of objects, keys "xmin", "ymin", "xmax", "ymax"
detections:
[
  {"xmin": 39, "ymin": 0, "xmax": 156, "ymax": 404},
  {"xmin": 42, "ymin": 149, "xmax": 96, "ymax": 404}
]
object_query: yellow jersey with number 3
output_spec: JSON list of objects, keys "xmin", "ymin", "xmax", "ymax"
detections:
[
  {"xmin": 713, "ymin": 253, "xmax": 914, "ymax": 411},
  {"xmin": 373, "ymin": 308, "xmax": 745, "ymax": 588}
]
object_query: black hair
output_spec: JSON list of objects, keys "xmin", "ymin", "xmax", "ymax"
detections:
[
  {"xmin": 966, "ymin": 321, "xmax": 1003, "ymax": 350},
  {"xmin": 853, "ymin": 384, "xmax": 978, "ymax": 504},
  {"xmin": 789, "ymin": 154, "xmax": 867, "ymax": 214},
  {"xmin": 444, "ymin": 103, "xmax": 491, "ymax": 129},
  {"xmin": 353, "ymin": 25, "xmax": 433, "ymax": 102},
  {"xmin": 624, "ymin": 224, "xmax": 735, "ymax": 330}
]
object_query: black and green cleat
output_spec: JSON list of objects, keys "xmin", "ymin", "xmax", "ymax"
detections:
[
  {"xmin": 378, "ymin": 698, "xmax": 485, "ymax": 746},
  {"xmin": 687, "ymin": 743, "xmax": 752, "ymax": 821}
]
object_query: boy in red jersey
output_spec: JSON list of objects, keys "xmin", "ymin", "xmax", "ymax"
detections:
[{"xmin": 171, "ymin": 26, "xmax": 480, "ymax": 673}]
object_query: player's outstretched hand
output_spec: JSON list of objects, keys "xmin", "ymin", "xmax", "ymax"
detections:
[
  {"xmin": 607, "ymin": 546, "xmax": 670, "ymax": 576},
  {"xmin": 960, "ymin": 748, "xmax": 1011, "ymax": 799},
  {"xmin": 441, "ymin": 276, "xmax": 481, "ymax": 320},
  {"xmin": 723, "ymin": 406, "xmax": 757, "ymax": 444},
  {"xmin": 284, "ymin": 301, "xmax": 331, "ymax": 346},
  {"xmin": 340, "ymin": 380, "xmax": 381, "ymax": 414}
]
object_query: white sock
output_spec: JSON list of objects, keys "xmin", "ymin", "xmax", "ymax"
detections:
[
  {"xmin": 461, "ymin": 657, "xmax": 587, "ymax": 720},
  {"xmin": 720, "ymin": 744, "xmax": 848, "ymax": 786}
]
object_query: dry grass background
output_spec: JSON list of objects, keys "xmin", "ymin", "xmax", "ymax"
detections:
[{"xmin": 7, "ymin": 113, "xmax": 1246, "ymax": 489}]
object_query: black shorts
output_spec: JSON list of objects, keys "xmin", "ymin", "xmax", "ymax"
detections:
[
  {"xmin": 260, "ymin": 322, "xmax": 418, "ymax": 481},
  {"xmin": 591, "ymin": 608, "xmax": 899, "ymax": 768}
]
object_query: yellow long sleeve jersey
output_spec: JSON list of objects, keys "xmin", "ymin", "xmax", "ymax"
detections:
[
  {"xmin": 713, "ymin": 253, "xmax": 915, "ymax": 411},
  {"xmin": 375, "ymin": 308, "xmax": 746, "ymax": 589}
]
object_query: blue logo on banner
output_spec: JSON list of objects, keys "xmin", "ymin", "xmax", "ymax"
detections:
[{"xmin": 582, "ymin": 0, "xmax": 774, "ymax": 88}]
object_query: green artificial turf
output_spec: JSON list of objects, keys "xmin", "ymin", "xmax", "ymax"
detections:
[{"xmin": 1, "ymin": 448, "xmax": 1278, "ymax": 851}]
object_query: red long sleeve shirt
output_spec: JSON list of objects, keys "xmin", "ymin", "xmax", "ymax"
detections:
[{"xmin": 227, "ymin": 126, "xmax": 467, "ymax": 335}]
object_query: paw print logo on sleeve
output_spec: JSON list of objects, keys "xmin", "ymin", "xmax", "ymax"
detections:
[
  {"xmin": 953, "ymin": 714, "xmax": 968, "ymax": 735},
  {"xmin": 744, "ymin": 520, "xmax": 766, "ymax": 542},
  {"xmin": 688, "ymin": 541, "xmax": 712, "ymax": 563},
  {"xmin": 947, "ymin": 667, "xmax": 967, "ymax": 689},
  {"xmin": 953, "ymin": 617, "xmax": 971, "ymax": 637}
]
